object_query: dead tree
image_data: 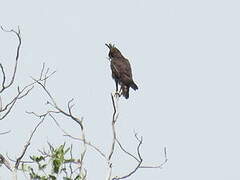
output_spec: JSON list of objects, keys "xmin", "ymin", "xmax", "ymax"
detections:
[
  {"xmin": 0, "ymin": 27, "xmax": 167, "ymax": 179},
  {"xmin": 25, "ymin": 73, "xmax": 168, "ymax": 179},
  {"xmin": 0, "ymin": 27, "xmax": 54, "ymax": 179}
]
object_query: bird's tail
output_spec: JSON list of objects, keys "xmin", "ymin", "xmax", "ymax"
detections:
[
  {"xmin": 122, "ymin": 85, "xmax": 129, "ymax": 99},
  {"xmin": 130, "ymin": 81, "xmax": 138, "ymax": 90}
]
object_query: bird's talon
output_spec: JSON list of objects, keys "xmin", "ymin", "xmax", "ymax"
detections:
[{"xmin": 114, "ymin": 91, "xmax": 121, "ymax": 97}]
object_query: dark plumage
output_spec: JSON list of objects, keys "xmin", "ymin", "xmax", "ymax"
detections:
[{"xmin": 105, "ymin": 43, "xmax": 138, "ymax": 99}]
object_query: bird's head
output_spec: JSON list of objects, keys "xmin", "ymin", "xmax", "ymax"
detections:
[{"xmin": 105, "ymin": 43, "xmax": 123, "ymax": 59}]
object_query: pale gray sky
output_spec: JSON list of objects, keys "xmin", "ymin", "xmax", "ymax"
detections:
[{"xmin": 0, "ymin": 0, "xmax": 240, "ymax": 179}]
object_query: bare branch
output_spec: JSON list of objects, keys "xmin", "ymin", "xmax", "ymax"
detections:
[
  {"xmin": 107, "ymin": 92, "xmax": 167, "ymax": 180},
  {"xmin": 29, "ymin": 65, "xmax": 88, "ymax": 177},
  {"xmin": 108, "ymin": 93, "xmax": 119, "ymax": 161},
  {"xmin": 115, "ymin": 139, "xmax": 139, "ymax": 162},
  {"xmin": 18, "ymin": 86, "xmax": 34, "ymax": 99},
  {"xmin": 43, "ymin": 67, "xmax": 49, "ymax": 87},
  {"xmin": 0, "ymin": 84, "xmax": 34, "ymax": 120},
  {"xmin": 15, "ymin": 117, "xmax": 45, "ymax": 169},
  {"xmin": 26, "ymin": 110, "xmax": 60, "ymax": 119},
  {"xmin": 49, "ymin": 113, "xmax": 107, "ymax": 160},
  {"xmin": 0, "ymin": 153, "xmax": 12, "ymax": 172},
  {"xmin": 23, "ymin": 64, "xmax": 166, "ymax": 179},
  {"xmin": 0, "ymin": 130, "xmax": 11, "ymax": 135},
  {"xmin": 0, "ymin": 26, "xmax": 35, "ymax": 121},
  {"xmin": 31, "ymin": 76, "xmax": 83, "ymax": 130},
  {"xmin": 112, "ymin": 135, "xmax": 143, "ymax": 180},
  {"xmin": 140, "ymin": 147, "xmax": 168, "ymax": 169},
  {"xmin": 0, "ymin": 96, "xmax": 2, "ymax": 111},
  {"xmin": 0, "ymin": 64, "xmax": 55, "ymax": 121},
  {"xmin": 107, "ymin": 92, "xmax": 120, "ymax": 180},
  {"xmin": 0, "ymin": 26, "xmax": 22, "ymax": 93},
  {"xmin": 69, "ymin": 144, "xmax": 74, "ymax": 177},
  {"xmin": 0, "ymin": 64, "xmax": 6, "ymax": 90},
  {"xmin": 39, "ymin": 63, "xmax": 45, "ymax": 80}
]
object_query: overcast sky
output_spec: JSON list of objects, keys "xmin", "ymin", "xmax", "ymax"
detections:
[{"xmin": 0, "ymin": 0, "xmax": 240, "ymax": 179}]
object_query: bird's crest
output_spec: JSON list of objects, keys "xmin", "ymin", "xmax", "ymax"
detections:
[
  {"xmin": 105, "ymin": 43, "xmax": 115, "ymax": 49},
  {"xmin": 105, "ymin": 43, "xmax": 123, "ymax": 58}
]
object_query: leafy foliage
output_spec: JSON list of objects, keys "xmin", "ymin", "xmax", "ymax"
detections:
[{"xmin": 22, "ymin": 143, "xmax": 85, "ymax": 180}]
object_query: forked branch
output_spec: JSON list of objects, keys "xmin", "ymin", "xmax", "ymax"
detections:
[
  {"xmin": 0, "ymin": 26, "xmax": 34, "ymax": 122},
  {"xmin": 29, "ymin": 65, "xmax": 87, "ymax": 177},
  {"xmin": 108, "ymin": 92, "xmax": 168, "ymax": 180},
  {"xmin": 15, "ymin": 117, "xmax": 45, "ymax": 169}
]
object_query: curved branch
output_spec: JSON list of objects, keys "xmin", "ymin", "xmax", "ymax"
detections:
[
  {"xmin": 107, "ymin": 93, "xmax": 120, "ymax": 180},
  {"xmin": 0, "ymin": 154, "xmax": 12, "ymax": 172},
  {"xmin": 0, "ymin": 26, "xmax": 22, "ymax": 93},
  {"xmin": 29, "ymin": 65, "xmax": 87, "ymax": 176},
  {"xmin": 48, "ymin": 113, "xmax": 107, "ymax": 161},
  {"xmin": 0, "ymin": 85, "xmax": 34, "ymax": 120},
  {"xmin": 15, "ymin": 117, "xmax": 45, "ymax": 169},
  {"xmin": 108, "ymin": 93, "xmax": 119, "ymax": 161},
  {"xmin": 115, "ymin": 139, "xmax": 139, "ymax": 162},
  {"xmin": 140, "ymin": 147, "xmax": 168, "ymax": 169},
  {"xmin": 112, "ymin": 134, "xmax": 143, "ymax": 180},
  {"xmin": 0, "ymin": 130, "xmax": 11, "ymax": 135}
]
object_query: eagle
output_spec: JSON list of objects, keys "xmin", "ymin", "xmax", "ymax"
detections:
[{"xmin": 105, "ymin": 43, "xmax": 138, "ymax": 99}]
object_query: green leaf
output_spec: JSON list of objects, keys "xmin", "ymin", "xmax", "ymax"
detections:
[
  {"xmin": 49, "ymin": 175, "xmax": 57, "ymax": 180},
  {"xmin": 52, "ymin": 159, "xmax": 61, "ymax": 174},
  {"xmin": 74, "ymin": 175, "xmax": 81, "ymax": 180},
  {"xmin": 40, "ymin": 176, "xmax": 48, "ymax": 180},
  {"xmin": 63, "ymin": 177, "xmax": 72, "ymax": 180},
  {"xmin": 30, "ymin": 155, "xmax": 45, "ymax": 162},
  {"xmin": 39, "ymin": 164, "xmax": 47, "ymax": 170}
]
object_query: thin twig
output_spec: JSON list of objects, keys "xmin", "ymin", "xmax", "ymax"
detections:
[
  {"xmin": 15, "ymin": 117, "xmax": 45, "ymax": 169},
  {"xmin": 107, "ymin": 92, "xmax": 120, "ymax": 180},
  {"xmin": 0, "ymin": 153, "xmax": 12, "ymax": 171},
  {"xmin": 0, "ymin": 26, "xmax": 22, "ymax": 93},
  {"xmin": 30, "ymin": 66, "xmax": 87, "ymax": 177},
  {"xmin": 69, "ymin": 144, "xmax": 74, "ymax": 178},
  {"xmin": 31, "ymin": 77, "xmax": 83, "ymax": 129},
  {"xmin": 112, "ymin": 135, "xmax": 143, "ymax": 180},
  {"xmin": 49, "ymin": 113, "xmax": 107, "ymax": 160},
  {"xmin": 0, "ymin": 85, "xmax": 33, "ymax": 120},
  {"xmin": 0, "ymin": 64, "xmax": 55, "ymax": 121},
  {"xmin": 115, "ymin": 139, "xmax": 139, "ymax": 162},
  {"xmin": 108, "ymin": 93, "xmax": 119, "ymax": 161},
  {"xmin": 0, "ymin": 64, "xmax": 6, "ymax": 90},
  {"xmin": 140, "ymin": 147, "xmax": 168, "ymax": 169},
  {"xmin": 0, "ymin": 130, "xmax": 11, "ymax": 135}
]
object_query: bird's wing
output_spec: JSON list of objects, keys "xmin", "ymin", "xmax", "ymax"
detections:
[
  {"xmin": 111, "ymin": 60, "xmax": 120, "ymax": 79},
  {"xmin": 111, "ymin": 58, "xmax": 133, "ymax": 84},
  {"xmin": 122, "ymin": 59, "xmax": 133, "ymax": 78}
]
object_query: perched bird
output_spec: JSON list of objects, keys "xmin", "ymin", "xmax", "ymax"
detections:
[{"xmin": 105, "ymin": 43, "xmax": 138, "ymax": 99}]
